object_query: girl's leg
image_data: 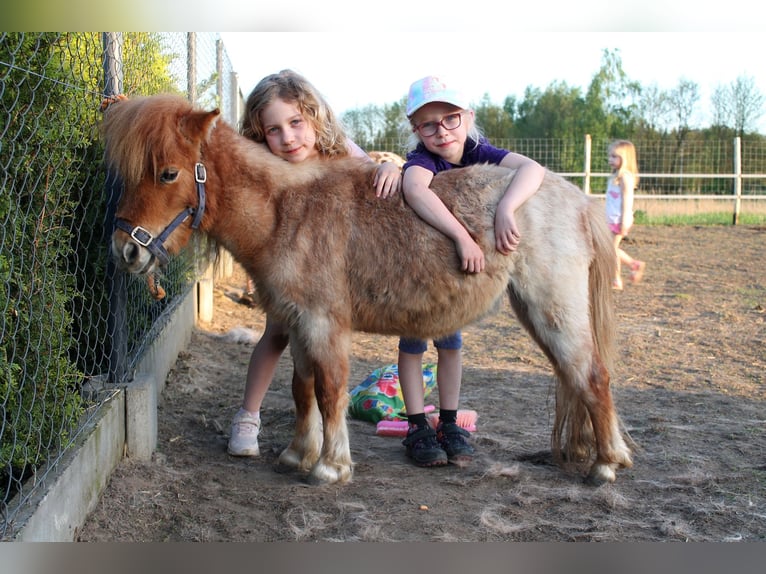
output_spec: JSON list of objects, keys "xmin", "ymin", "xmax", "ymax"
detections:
[
  {"xmin": 242, "ymin": 316, "xmax": 290, "ymax": 413},
  {"xmin": 398, "ymin": 344, "xmax": 427, "ymax": 418},
  {"xmin": 612, "ymin": 233, "xmax": 625, "ymax": 290},
  {"xmin": 399, "ymin": 338, "xmax": 447, "ymax": 467},
  {"xmin": 228, "ymin": 315, "xmax": 289, "ymax": 456},
  {"xmin": 433, "ymin": 335, "xmax": 473, "ymax": 464},
  {"xmin": 615, "ymin": 241, "xmax": 646, "ymax": 284},
  {"xmin": 435, "ymin": 347, "xmax": 462, "ymax": 412},
  {"xmin": 627, "ymin": 257, "xmax": 646, "ymax": 283}
]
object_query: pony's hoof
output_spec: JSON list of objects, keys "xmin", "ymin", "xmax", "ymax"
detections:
[
  {"xmin": 277, "ymin": 448, "xmax": 302, "ymax": 470},
  {"xmin": 307, "ymin": 461, "xmax": 353, "ymax": 485},
  {"xmin": 584, "ymin": 463, "xmax": 617, "ymax": 486}
]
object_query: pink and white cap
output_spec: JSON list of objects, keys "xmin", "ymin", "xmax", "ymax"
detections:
[{"xmin": 406, "ymin": 75, "xmax": 469, "ymax": 118}]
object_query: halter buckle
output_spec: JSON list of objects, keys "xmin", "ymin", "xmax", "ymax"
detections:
[
  {"xmin": 130, "ymin": 225, "xmax": 154, "ymax": 247},
  {"xmin": 195, "ymin": 163, "xmax": 207, "ymax": 183}
]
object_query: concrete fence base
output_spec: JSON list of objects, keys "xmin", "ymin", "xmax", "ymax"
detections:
[{"xmin": 13, "ymin": 284, "xmax": 200, "ymax": 541}]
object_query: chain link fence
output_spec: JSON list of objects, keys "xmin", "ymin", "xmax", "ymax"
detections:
[{"xmin": 0, "ymin": 32, "xmax": 242, "ymax": 540}]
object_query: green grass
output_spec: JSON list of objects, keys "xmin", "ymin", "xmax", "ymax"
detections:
[{"xmin": 635, "ymin": 210, "xmax": 766, "ymax": 226}]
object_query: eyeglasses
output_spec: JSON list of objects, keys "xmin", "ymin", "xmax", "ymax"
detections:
[{"xmin": 413, "ymin": 112, "xmax": 465, "ymax": 137}]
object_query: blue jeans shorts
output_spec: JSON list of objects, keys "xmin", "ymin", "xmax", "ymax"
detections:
[{"xmin": 398, "ymin": 331, "xmax": 462, "ymax": 355}]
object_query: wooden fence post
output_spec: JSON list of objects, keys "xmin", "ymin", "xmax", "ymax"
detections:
[
  {"xmin": 584, "ymin": 134, "xmax": 592, "ymax": 194},
  {"xmin": 733, "ymin": 136, "xmax": 742, "ymax": 225}
]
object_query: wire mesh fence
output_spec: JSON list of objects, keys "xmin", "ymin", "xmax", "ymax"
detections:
[
  {"xmin": 1, "ymin": 31, "xmax": 764, "ymax": 540},
  {"xmin": 368, "ymin": 135, "xmax": 766, "ymax": 219},
  {"xmin": 0, "ymin": 32, "xmax": 242, "ymax": 540},
  {"xmin": 373, "ymin": 136, "xmax": 766, "ymax": 192}
]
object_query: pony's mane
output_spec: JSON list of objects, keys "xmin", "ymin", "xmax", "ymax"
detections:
[
  {"xmin": 101, "ymin": 94, "xmax": 195, "ymax": 188},
  {"xmin": 101, "ymin": 94, "xmax": 372, "ymax": 191}
]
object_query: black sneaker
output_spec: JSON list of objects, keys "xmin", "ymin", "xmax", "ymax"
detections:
[
  {"xmin": 436, "ymin": 422, "xmax": 475, "ymax": 465},
  {"xmin": 402, "ymin": 425, "xmax": 448, "ymax": 467}
]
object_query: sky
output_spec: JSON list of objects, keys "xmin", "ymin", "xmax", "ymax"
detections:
[
  {"xmin": 220, "ymin": 32, "xmax": 766, "ymax": 133},
  {"xmin": 9, "ymin": 1, "xmax": 760, "ymax": 130}
]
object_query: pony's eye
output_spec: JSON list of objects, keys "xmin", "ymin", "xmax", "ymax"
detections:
[{"xmin": 159, "ymin": 169, "xmax": 179, "ymax": 184}]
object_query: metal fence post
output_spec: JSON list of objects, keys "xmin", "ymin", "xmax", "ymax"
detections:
[
  {"xmin": 103, "ymin": 32, "xmax": 128, "ymax": 385},
  {"xmin": 187, "ymin": 33, "xmax": 196, "ymax": 105}
]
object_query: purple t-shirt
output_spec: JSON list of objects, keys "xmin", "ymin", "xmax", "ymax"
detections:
[
  {"xmin": 399, "ymin": 138, "xmax": 509, "ymax": 347},
  {"xmin": 403, "ymin": 137, "xmax": 510, "ymax": 175}
]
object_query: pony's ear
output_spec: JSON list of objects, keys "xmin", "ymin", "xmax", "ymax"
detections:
[{"xmin": 180, "ymin": 108, "xmax": 221, "ymax": 143}]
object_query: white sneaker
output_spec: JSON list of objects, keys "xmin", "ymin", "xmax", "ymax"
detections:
[{"xmin": 228, "ymin": 407, "xmax": 261, "ymax": 456}]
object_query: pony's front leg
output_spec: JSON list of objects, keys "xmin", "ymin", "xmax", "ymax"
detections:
[
  {"xmin": 278, "ymin": 356, "xmax": 323, "ymax": 472},
  {"xmin": 307, "ymin": 328, "xmax": 353, "ymax": 485},
  {"xmin": 308, "ymin": 360, "xmax": 353, "ymax": 485}
]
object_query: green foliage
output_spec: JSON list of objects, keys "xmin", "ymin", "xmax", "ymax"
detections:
[
  {"xmin": 1, "ymin": 33, "xmax": 88, "ymax": 485},
  {"xmin": 342, "ymin": 97, "xmax": 408, "ymax": 153},
  {"xmin": 474, "ymin": 93, "xmax": 514, "ymax": 139},
  {"xmin": 0, "ymin": 32, "xmax": 186, "ymax": 495},
  {"xmin": 514, "ymin": 82, "xmax": 591, "ymax": 140},
  {"xmin": 122, "ymin": 33, "xmax": 181, "ymax": 96}
]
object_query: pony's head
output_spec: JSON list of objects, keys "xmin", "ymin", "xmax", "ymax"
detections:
[{"xmin": 103, "ymin": 95, "xmax": 220, "ymax": 275}]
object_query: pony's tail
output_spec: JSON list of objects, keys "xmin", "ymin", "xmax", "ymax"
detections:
[
  {"xmin": 584, "ymin": 207, "xmax": 638, "ymax": 456},
  {"xmin": 586, "ymin": 199, "xmax": 617, "ymax": 371}
]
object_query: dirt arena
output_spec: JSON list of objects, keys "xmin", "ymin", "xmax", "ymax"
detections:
[{"xmin": 77, "ymin": 225, "xmax": 765, "ymax": 542}]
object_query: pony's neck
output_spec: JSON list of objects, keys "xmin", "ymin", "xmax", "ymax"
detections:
[{"xmin": 199, "ymin": 121, "xmax": 280, "ymax": 270}]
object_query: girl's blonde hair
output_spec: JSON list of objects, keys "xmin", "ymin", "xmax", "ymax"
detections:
[
  {"xmin": 241, "ymin": 69, "xmax": 349, "ymax": 158},
  {"xmin": 609, "ymin": 139, "xmax": 640, "ymax": 187}
]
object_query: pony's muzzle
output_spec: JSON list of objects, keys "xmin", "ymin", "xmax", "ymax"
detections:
[{"xmin": 112, "ymin": 235, "xmax": 156, "ymax": 275}]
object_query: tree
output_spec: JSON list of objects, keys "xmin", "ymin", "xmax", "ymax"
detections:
[
  {"xmin": 667, "ymin": 78, "xmax": 700, "ymax": 137},
  {"xmin": 474, "ymin": 93, "xmax": 514, "ymax": 139},
  {"xmin": 378, "ymin": 97, "xmax": 408, "ymax": 145},
  {"xmin": 341, "ymin": 98, "xmax": 408, "ymax": 152},
  {"xmin": 636, "ymin": 83, "xmax": 672, "ymax": 134},
  {"xmin": 514, "ymin": 82, "xmax": 589, "ymax": 140},
  {"xmin": 0, "ymin": 32, "xmax": 86, "ymax": 489},
  {"xmin": 584, "ymin": 48, "xmax": 642, "ymax": 136},
  {"xmin": 711, "ymin": 75, "xmax": 764, "ymax": 136},
  {"xmin": 342, "ymin": 104, "xmax": 382, "ymax": 150}
]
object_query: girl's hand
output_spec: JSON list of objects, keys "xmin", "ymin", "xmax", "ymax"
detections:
[
  {"xmin": 457, "ymin": 237, "xmax": 485, "ymax": 273},
  {"xmin": 621, "ymin": 211, "xmax": 634, "ymax": 236},
  {"xmin": 373, "ymin": 161, "xmax": 401, "ymax": 199},
  {"xmin": 494, "ymin": 208, "xmax": 522, "ymax": 254}
]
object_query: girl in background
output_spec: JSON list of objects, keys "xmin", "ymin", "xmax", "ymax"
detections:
[{"xmin": 606, "ymin": 139, "xmax": 645, "ymax": 291}]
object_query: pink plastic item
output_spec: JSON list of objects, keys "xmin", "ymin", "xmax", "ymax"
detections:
[
  {"xmin": 375, "ymin": 420, "xmax": 410, "ymax": 437},
  {"xmin": 375, "ymin": 409, "xmax": 478, "ymax": 437}
]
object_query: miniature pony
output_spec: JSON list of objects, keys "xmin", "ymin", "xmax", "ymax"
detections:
[{"xmin": 103, "ymin": 95, "xmax": 633, "ymax": 486}]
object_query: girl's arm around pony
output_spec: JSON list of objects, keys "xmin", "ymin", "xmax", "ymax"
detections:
[
  {"xmin": 494, "ymin": 151, "xmax": 545, "ymax": 254},
  {"xmin": 347, "ymin": 139, "xmax": 401, "ymax": 199}
]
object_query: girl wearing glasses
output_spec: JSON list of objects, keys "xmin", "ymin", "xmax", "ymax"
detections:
[{"xmin": 397, "ymin": 75, "xmax": 545, "ymax": 467}]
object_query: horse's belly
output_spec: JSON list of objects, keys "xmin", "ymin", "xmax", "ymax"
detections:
[{"xmin": 350, "ymin": 269, "xmax": 509, "ymax": 339}]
